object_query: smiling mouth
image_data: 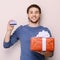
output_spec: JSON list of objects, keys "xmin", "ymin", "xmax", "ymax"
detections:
[{"xmin": 32, "ymin": 16, "xmax": 37, "ymax": 19}]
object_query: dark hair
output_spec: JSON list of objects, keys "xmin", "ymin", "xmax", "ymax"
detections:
[{"xmin": 27, "ymin": 4, "xmax": 41, "ymax": 14}]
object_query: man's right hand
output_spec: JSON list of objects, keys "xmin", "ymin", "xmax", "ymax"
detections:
[
  {"xmin": 7, "ymin": 20, "xmax": 14, "ymax": 32},
  {"xmin": 4, "ymin": 20, "xmax": 15, "ymax": 42}
]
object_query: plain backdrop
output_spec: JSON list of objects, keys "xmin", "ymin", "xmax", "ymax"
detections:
[{"xmin": 0, "ymin": 0, "xmax": 60, "ymax": 60}]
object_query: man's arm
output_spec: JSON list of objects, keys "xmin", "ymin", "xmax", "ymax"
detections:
[
  {"xmin": 4, "ymin": 28, "xmax": 14, "ymax": 42},
  {"xmin": 3, "ymin": 20, "xmax": 14, "ymax": 48}
]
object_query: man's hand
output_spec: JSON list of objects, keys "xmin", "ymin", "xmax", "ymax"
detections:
[
  {"xmin": 7, "ymin": 20, "xmax": 14, "ymax": 32},
  {"xmin": 4, "ymin": 20, "xmax": 14, "ymax": 42},
  {"xmin": 35, "ymin": 51, "xmax": 53, "ymax": 57}
]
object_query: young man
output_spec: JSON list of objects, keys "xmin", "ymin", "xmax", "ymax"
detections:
[{"xmin": 3, "ymin": 4, "xmax": 53, "ymax": 60}]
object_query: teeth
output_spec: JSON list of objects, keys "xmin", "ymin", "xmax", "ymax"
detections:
[{"xmin": 32, "ymin": 17, "xmax": 36, "ymax": 19}]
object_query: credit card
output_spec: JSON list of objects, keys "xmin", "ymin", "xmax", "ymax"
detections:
[{"xmin": 10, "ymin": 20, "xmax": 17, "ymax": 25}]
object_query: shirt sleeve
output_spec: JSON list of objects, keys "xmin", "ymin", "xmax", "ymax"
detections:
[{"xmin": 3, "ymin": 25, "xmax": 22, "ymax": 48}]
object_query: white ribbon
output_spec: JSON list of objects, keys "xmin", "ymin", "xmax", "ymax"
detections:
[{"xmin": 42, "ymin": 38, "xmax": 46, "ymax": 51}]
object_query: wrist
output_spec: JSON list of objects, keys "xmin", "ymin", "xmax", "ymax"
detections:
[
  {"xmin": 7, "ymin": 30, "xmax": 12, "ymax": 32},
  {"xmin": 6, "ymin": 30, "xmax": 12, "ymax": 35}
]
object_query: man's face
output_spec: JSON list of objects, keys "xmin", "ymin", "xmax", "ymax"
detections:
[{"xmin": 27, "ymin": 7, "xmax": 41, "ymax": 23}]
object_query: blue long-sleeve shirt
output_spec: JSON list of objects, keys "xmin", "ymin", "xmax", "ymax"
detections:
[{"xmin": 3, "ymin": 25, "xmax": 52, "ymax": 60}]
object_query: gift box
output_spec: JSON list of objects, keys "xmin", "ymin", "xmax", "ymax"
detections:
[{"xmin": 30, "ymin": 37, "xmax": 54, "ymax": 52}]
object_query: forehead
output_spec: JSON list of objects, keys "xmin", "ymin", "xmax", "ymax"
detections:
[{"xmin": 29, "ymin": 7, "xmax": 39, "ymax": 12}]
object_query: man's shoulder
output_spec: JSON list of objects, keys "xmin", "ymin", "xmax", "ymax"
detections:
[
  {"xmin": 39, "ymin": 26, "xmax": 50, "ymax": 30},
  {"xmin": 16, "ymin": 25, "xmax": 27, "ymax": 30},
  {"xmin": 18, "ymin": 25, "xmax": 27, "ymax": 28},
  {"xmin": 39, "ymin": 26, "xmax": 51, "ymax": 33}
]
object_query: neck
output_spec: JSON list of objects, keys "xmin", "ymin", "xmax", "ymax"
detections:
[{"xmin": 28, "ymin": 21, "xmax": 40, "ymax": 27}]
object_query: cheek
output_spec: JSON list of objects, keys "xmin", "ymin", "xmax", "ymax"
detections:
[
  {"xmin": 36, "ymin": 13, "xmax": 40, "ymax": 16},
  {"xmin": 36, "ymin": 14, "xmax": 40, "ymax": 18},
  {"xmin": 28, "ymin": 14, "xmax": 32, "ymax": 18}
]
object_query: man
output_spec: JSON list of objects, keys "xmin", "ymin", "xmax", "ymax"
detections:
[{"xmin": 3, "ymin": 4, "xmax": 53, "ymax": 60}]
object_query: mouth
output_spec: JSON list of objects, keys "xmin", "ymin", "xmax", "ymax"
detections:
[
  {"xmin": 28, "ymin": 17, "xmax": 40, "ymax": 23},
  {"xmin": 32, "ymin": 16, "xmax": 37, "ymax": 20}
]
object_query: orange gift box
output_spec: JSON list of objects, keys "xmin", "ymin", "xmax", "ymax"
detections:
[{"xmin": 30, "ymin": 37, "xmax": 54, "ymax": 52}]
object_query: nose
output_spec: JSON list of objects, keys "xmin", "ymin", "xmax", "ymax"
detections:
[{"xmin": 32, "ymin": 12, "xmax": 36, "ymax": 16}]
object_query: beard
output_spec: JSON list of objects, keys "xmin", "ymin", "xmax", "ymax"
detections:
[{"xmin": 28, "ymin": 17, "xmax": 40, "ymax": 24}]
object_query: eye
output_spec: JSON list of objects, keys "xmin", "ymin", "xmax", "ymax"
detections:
[
  {"xmin": 35, "ymin": 11, "xmax": 39, "ymax": 14},
  {"xmin": 29, "ymin": 11, "xmax": 33, "ymax": 14}
]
